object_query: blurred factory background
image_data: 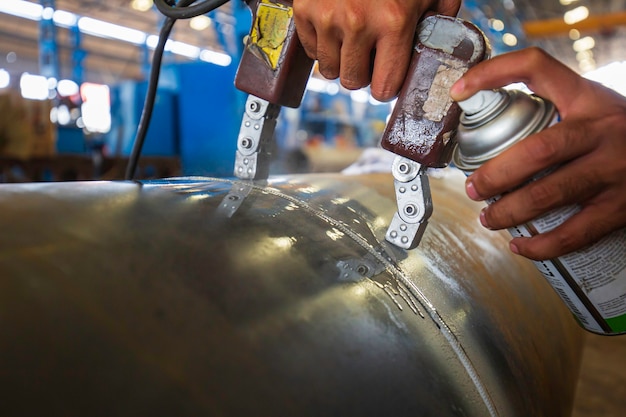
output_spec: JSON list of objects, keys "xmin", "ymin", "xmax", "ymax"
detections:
[{"xmin": 0, "ymin": 0, "xmax": 625, "ymax": 182}]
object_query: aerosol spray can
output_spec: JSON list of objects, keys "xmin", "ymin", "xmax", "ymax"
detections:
[{"xmin": 452, "ymin": 88, "xmax": 626, "ymax": 335}]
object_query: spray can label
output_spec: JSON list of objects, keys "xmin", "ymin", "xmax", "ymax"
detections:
[
  {"xmin": 489, "ymin": 189, "xmax": 626, "ymax": 334},
  {"xmin": 453, "ymin": 89, "xmax": 626, "ymax": 335}
]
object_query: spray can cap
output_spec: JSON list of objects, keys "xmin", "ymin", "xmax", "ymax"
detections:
[
  {"xmin": 457, "ymin": 89, "xmax": 506, "ymax": 116},
  {"xmin": 452, "ymin": 89, "xmax": 556, "ymax": 171}
]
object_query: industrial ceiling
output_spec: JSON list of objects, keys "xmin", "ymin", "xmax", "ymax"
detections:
[{"xmin": 0, "ymin": 0, "xmax": 625, "ymax": 86}]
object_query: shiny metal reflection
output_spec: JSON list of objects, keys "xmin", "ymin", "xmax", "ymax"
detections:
[{"xmin": 0, "ymin": 171, "xmax": 583, "ymax": 416}]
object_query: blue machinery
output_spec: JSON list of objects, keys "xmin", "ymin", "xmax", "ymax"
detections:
[{"xmin": 34, "ymin": 1, "xmax": 529, "ymax": 176}]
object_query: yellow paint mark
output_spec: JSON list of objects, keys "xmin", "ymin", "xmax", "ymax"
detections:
[{"xmin": 249, "ymin": 0, "xmax": 293, "ymax": 69}]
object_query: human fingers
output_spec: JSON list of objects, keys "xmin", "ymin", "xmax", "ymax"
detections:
[
  {"xmin": 476, "ymin": 111, "xmax": 626, "ymax": 260},
  {"xmin": 313, "ymin": 20, "xmax": 342, "ymax": 80},
  {"xmin": 432, "ymin": 0, "xmax": 462, "ymax": 16},
  {"xmin": 295, "ymin": 0, "xmax": 372, "ymax": 82},
  {"xmin": 337, "ymin": 5, "xmax": 377, "ymax": 90},
  {"xmin": 293, "ymin": 0, "xmax": 320, "ymax": 58},
  {"xmin": 368, "ymin": 14, "xmax": 419, "ymax": 100},
  {"xmin": 330, "ymin": 0, "xmax": 421, "ymax": 95},
  {"xmin": 475, "ymin": 122, "xmax": 604, "ymax": 231},
  {"xmin": 292, "ymin": 2, "xmax": 318, "ymax": 59},
  {"xmin": 292, "ymin": 0, "xmax": 341, "ymax": 79},
  {"xmin": 460, "ymin": 52, "xmax": 626, "ymax": 203},
  {"xmin": 295, "ymin": 0, "xmax": 462, "ymax": 99},
  {"xmin": 508, "ymin": 192, "xmax": 626, "ymax": 260},
  {"xmin": 450, "ymin": 47, "xmax": 585, "ymax": 116},
  {"xmin": 465, "ymin": 118, "xmax": 595, "ymax": 203},
  {"xmin": 450, "ymin": 47, "xmax": 626, "ymax": 260},
  {"xmin": 369, "ymin": 0, "xmax": 462, "ymax": 100},
  {"xmin": 511, "ymin": 107, "xmax": 626, "ymax": 259}
]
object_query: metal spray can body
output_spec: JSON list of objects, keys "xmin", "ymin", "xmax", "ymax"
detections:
[{"xmin": 452, "ymin": 88, "xmax": 626, "ymax": 335}]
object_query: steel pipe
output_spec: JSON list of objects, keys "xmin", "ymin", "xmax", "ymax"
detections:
[{"xmin": 0, "ymin": 170, "xmax": 583, "ymax": 416}]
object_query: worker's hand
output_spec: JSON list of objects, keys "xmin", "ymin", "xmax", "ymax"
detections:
[
  {"xmin": 450, "ymin": 47, "xmax": 626, "ymax": 261},
  {"xmin": 292, "ymin": 0, "xmax": 461, "ymax": 101}
]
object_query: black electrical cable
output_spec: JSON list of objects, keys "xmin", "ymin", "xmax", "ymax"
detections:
[
  {"xmin": 125, "ymin": 17, "xmax": 175, "ymax": 180},
  {"xmin": 125, "ymin": 0, "xmax": 231, "ymax": 180},
  {"xmin": 154, "ymin": 0, "xmax": 230, "ymax": 20}
]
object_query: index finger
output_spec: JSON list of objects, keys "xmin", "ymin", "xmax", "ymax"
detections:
[
  {"xmin": 370, "ymin": 1, "xmax": 462, "ymax": 101},
  {"xmin": 450, "ymin": 48, "xmax": 585, "ymax": 118},
  {"xmin": 466, "ymin": 119, "xmax": 596, "ymax": 200}
]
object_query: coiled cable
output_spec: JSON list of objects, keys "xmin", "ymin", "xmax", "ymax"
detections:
[{"xmin": 125, "ymin": 0, "xmax": 230, "ymax": 180}]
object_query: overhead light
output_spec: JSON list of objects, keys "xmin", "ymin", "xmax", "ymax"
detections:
[
  {"xmin": 578, "ymin": 58, "xmax": 596, "ymax": 73},
  {"xmin": 559, "ymin": 0, "xmax": 579, "ymax": 5},
  {"xmin": 78, "ymin": 16, "xmax": 147, "ymax": 45},
  {"xmin": 502, "ymin": 0, "xmax": 515, "ymax": 11},
  {"xmin": 167, "ymin": 41, "xmax": 201, "ymax": 59},
  {"xmin": 47, "ymin": 77, "xmax": 57, "ymax": 90},
  {"xmin": 0, "ymin": 0, "xmax": 43, "ymax": 21},
  {"xmin": 502, "ymin": 33, "xmax": 518, "ymax": 47},
  {"xmin": 81, "ymin": 83, "xmax": 111, "ymax": 133},
  {"xmin": 57, "ymin": 79, "xmax": 80, "ymax": 97},
  {"xmin": 489, "ymin": 18, "xmax": 505, "ymax": 32},
  {"xmin": 190, "ymin": 15, "xmax": 212, "ymax": 31},
  {"xmin": 146, "ymin": 34, "xmax": 159, "ymax": 49},
  {"xmin": 1, "ymin": 0, "xmax": 231, "ymax": 66},
  {"xmin": 148, "ymin": 35, "xmax": 230, "ymax": 66},
  {"xmin": 41, "ymin": 6, "xmax": 53, "ymax": 20},
  {"xmin": 568, "ymin": 29, "xmax": 580, "ymax": 40},
  {"xmin": 53, "ymin": 10, "xmax": 78, "ymax": 27},
  {"xmin": 199, "ymin": 49, "xmax": 232, "ymax": 67},
  {"xmin": 0, "ymin": 69, "xmax": 10, "ymax": 89},
  {"xmin": 131, "ymin": 0, "xmax": 153, "ymax": 12},
  {"xmin": 369, "ymin": 95, "xmax": 385, "ymax": 106},
  {"xmin": 350, "ymin": 90, "xmax": 369, "ymax": 104},
  {"xmin": 306, "ymin": 77, "xmax": 338, "ymax": 95},
  {"xmin": 576, "ymin": 50, "xmax": 593, "ymax": 62},
  {"xmin": 564, "ymin": 6, "xmax": 589, "ymax": 25},
  {"xmin": 20, "ymin": 73, "xmax": 49, "ymax": 100},
  {"xmin": 56, "ymin": 105, "xmax": 71, "ymax": 125},
  {"xmin": 326, "ymin": 82, "xmax": 340, "ymax": 95},
  {"xmin": 573, "ymin": 36, "xmax": 595, "ymax": 52}
]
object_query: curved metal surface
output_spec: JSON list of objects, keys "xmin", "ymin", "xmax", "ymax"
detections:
[{"xmin": 0, "ymin": 170, "xmax": 582, "ymax": 417}]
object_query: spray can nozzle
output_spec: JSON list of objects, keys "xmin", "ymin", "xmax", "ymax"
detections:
[
  {"xmin": 453, "ymin": 89, "xmax": 556, "ymax": 170},
  {"xmin": 458, "ymin": 89, "xmax": 508, "ymax": 120}
]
